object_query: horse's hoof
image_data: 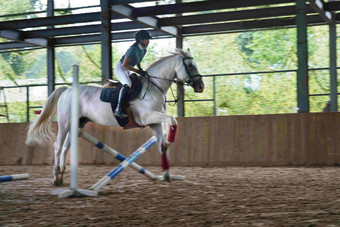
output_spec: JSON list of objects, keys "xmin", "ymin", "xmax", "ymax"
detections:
[
  {"xmin": 164, "ymin": 175, "xmax": 172, "ymax": 183},
  {"xmin": 53, "ymin": 175, "xmax": 63, "ymax": 186},
  {"xmin": 53, "ymin": 180, "xmax": 61, "ymax": 186},
  {"xmin": 163, "ymin": 171, "xmax": 172, "ymax": 183}
]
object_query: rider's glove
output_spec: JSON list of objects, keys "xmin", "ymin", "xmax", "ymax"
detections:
[{"xmin": 137, "ymin": 69, "xmax": 147, "ymax": 77}]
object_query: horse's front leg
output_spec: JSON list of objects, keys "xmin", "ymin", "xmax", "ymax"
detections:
[
  {"xmin": 149, "ymin": 123, "xmax": 172, "ymax": 182},
  {"xmin": 141, "ymin": 112, "xmax": 178, "ymax": 182},
  {"xmin": 161, "ymin": 140, "xmax": 171, "ymax": 182}
]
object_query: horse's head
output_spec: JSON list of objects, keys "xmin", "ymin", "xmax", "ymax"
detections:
[{"xmin": 175, "ymin": 49, "xmax": 204, "ymax": 93}]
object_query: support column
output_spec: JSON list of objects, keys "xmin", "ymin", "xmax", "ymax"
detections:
[
  {"xmin": 329, "ymin": 22, "xmax": 338, "ymax": 111},
  {"xmin": 47, "ymin": 0, "xmax": 55, "ymax": 96},
  {"xmin": 100, "ymin": 0, "xmax": 113, "ymax": 84},
  {"xmin": 176, "ymin": 0, "xmax": 184, "ymax": 117},
  {"xmin": 296, "ymin": 0, "xmax": 309, "ymax": 112}
]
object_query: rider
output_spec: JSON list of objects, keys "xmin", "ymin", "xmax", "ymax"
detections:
[{"xmin": 113, "ymin": 29, "xmax": 152, "ymax": 117}]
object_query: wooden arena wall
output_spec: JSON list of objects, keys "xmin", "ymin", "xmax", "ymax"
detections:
[{"xmin": 1, "ymin": 113, "xmax": 340, "ymax": 166}]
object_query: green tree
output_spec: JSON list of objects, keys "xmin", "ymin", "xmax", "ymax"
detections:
[{"xmin": 181, "ymin": 25, "xmax": 336, "ymax": 116}]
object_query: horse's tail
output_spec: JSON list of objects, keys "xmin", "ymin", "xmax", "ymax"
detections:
[{"xmin": 26, "ymin": 86, "xmax": 68, "ymax": 146}]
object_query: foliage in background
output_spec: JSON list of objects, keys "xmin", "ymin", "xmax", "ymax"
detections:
[
  {"xmin": 184, "ymin": 25, "xmax": 336, "ymax": 116},
  {"xmin": 0, "ymin": 0, "xmax": 43, "ymax": 21},
  {"xmin": 0, "ymin": 1, "xmax": 338, "ymax": 122}
]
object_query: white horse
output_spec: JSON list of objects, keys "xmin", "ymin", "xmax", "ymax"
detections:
[{"xmin": 26, "ymin": 49, "xmax": 204, "ymax": 186}]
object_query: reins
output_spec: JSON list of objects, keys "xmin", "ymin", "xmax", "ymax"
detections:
[
  {"xmin": 138, "ymin": 56, "xmax": 202, "ymax": 105},
  {"xmin": 139, "ymin": 73, "xmax": 182, "ymax": 105}
]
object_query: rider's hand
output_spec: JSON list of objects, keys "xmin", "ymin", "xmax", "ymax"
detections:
[{"xmin": 137, "ymin": 69, "xmax": 147, "ymax": 77}]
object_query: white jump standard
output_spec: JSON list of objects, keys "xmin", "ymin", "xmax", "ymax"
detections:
[
  {"xmin": 51, "ymin": 65, "xmax": 97, "ymax": 198},
  {"xmin": 0, "ymin": 173, "xmax": 29, "ymax": 182},
  {"xmin": 90, "ymin": 136, "xmax": 157, "ymax": 192}
]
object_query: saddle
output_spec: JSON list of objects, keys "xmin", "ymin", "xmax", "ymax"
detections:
[{"xmin": 100, "ymin": 74, "xmax": 144, "ymax": 129}]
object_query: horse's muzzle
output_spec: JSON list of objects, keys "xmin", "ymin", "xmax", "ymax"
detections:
[{"xmin": 194, "ymin": 78, "xmax": 204, "ymax": 93}]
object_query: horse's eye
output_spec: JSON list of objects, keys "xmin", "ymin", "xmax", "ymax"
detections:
[{"xmin": 187, "ymin": 64, "xmax": 194, "ymax": 69}]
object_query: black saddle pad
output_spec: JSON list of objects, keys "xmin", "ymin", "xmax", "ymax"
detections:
[
  {"xmin": 100, "ymin": 74, "xmax": 143, "ymax": 126},
  {"xmin": 100, "ymin": 86, "xmax": 120, "ymax": 103}
]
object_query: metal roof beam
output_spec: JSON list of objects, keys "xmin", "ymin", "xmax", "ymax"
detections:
[
  {"xmin": 0, "ymin": 30, "xmax": 170, "ymax": 50},
  {"xmin": 325, "ymin": 1, "xmax": 340, "ymax": 11},
  {"xmin": 0, "ymin": 0, "xmax": 297, "ymax": 31},
  {"xmin": 0, "ymin": 15, "xmax": 326, "ymax": 51},
  {"xmin": 160, "ymin": 5, "xmax": 313, "ymax": 26},
  {"xmin": 23, "ymin": 6, "xmax": 310, "ymax": 39},
  {"xmin": 0, "ymin": 30, "xmax": 22, "ymax": 40},
  {"xmin": 0, "ymin": 42, "xmax": 35, "ymax": 50},
  {"xmin": 24, "ymin": 38, "xmax": 48, "ymax": 46},
  {"xmin": 0, "ymin": 12, "xmax": 121, "ymax": 30},
  {"xmin": 24, "ymin": 22, "xmax": 146, "ymax": 38},
  {"xmin": 309, "ymin": 0, "xmax": 334, "ymax": 23},
  {"xmin": 0, "ymin": 29, "xmax": 48, "ymax": 47},
  {"xmin": 54, "ymin": 30, "xmax": 169, "ymax": 45},
  {"xmin": 109, "ymin": 0, "xmax": 157, "ymax": 4},
  {"xmin": 182, "ymin": 15, "xmax": 322, "ymax": 35},
  {"xmin": 111, "ymin": 4, "xmax": 178, "ymax": 36},
  {"xmin": 133, "ymin": 0, "xmax": 296, "ymax": 17}
]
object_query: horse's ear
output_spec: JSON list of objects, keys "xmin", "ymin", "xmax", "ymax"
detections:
[{"xmin": 187, "ymin": 48, "xmax": 193, "ymax": 57}]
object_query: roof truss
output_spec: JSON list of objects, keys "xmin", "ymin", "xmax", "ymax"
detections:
[
  {"xmin": 1, "ymin": 0, "xmax": 340, "ymax": 51},
  {"xmin": 309, "ymin": 0, "xmax": 334, "ymax": 23}
]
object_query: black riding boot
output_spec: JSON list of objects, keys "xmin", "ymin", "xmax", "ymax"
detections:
[{"xmin": 114, "ymin": 84, "xmax": 130, "ymax": 117}]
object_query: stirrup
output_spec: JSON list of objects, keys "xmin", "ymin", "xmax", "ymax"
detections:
[
  {"xmin": 114, "ymin": 109, "xmax": 122, "ymax": 117},
  {"xmin": 114, "ymin": 109, "xmax": 127, "ymax": 118}
]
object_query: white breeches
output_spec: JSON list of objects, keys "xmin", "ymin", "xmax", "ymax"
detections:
[{"xmin": 114, "ymin": 62, "xmax": 132, "ymax": 87}]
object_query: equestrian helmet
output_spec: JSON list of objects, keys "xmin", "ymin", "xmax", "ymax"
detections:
[{"xmin": 135, "ymin": 30, "xmax": 152, "ymax": 41}]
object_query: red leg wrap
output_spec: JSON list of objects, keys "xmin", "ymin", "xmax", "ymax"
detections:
[
  {"xmin": 161, "ymin": 152, "xmax": 170, "ymax": 171},
  {"xmin": 167, "ymin": 125, "xmax": 177, "ymax": 143}
]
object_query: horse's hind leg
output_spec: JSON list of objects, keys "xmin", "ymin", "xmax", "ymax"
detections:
[
  {"xmin": 53, "ymin": 144, "xmax": 61, "ymax": 186},
  {"xmin": 59, "ymin": 133, "xmax": 70, "ymax": 186},
  {"xmin": 53, "ymin": 123, "xmax": 70, "ymax": 186},
  {"xmin": 58, "ymin": 118, "xmax": 89, "ymax": 186}
]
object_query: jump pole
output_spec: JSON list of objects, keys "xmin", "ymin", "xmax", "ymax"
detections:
[
  {"xmin": 79, "ymin": 130, "xmax": 156, "ymax": 180},
  {"xmin": 79, "ymin": 130, "xmax": 185, "ymax": 182},
  {"xmin": 89, "ymin": 136, "xmax": 157, "ymax": 192},
  {"xmin": 51, "ymin": 65, "xmax": 97, "ymax": 198},
  {"xmin": 0, "ymin": 173, "xmax": 29, "ymax": 182}
]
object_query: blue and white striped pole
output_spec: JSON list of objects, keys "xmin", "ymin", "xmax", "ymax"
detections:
[
  {"xmin": 0, "ymin": 173, "xmax": 29, "ymax": 182},
  {"xmin": 79, "ymin": 130, "xmax": 156, "ymax": 180},
  {"xmin": 90, "ymin": 136, "xmax": 157, "ymax": 192}
]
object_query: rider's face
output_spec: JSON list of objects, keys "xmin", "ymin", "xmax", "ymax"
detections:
[{"xmin": 141, "ymin": 39, "xmax": 149, "ymax": 48}]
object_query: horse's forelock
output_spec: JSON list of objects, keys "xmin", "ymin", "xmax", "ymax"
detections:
[{"xmin": 174, "ymin": 48, "xmax": 191, "ymax": 59}]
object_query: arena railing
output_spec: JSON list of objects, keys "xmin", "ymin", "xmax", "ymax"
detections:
[{"xmin": 0, "ymin": 67, "xmax": 338, "ymax": 123}]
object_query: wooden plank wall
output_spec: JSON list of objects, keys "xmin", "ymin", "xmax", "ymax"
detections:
[
  {"xmin": 1, "ymin": 113, "xmax": 339, "ymax": 166},
  {"xmin": 0, "ymin": 123, "xmax": 54, "ymax": 165}
]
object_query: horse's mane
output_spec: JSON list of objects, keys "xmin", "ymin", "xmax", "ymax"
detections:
[{"xmin": 146, "ymin": 49, "xmax": 192, "ymax": 70}]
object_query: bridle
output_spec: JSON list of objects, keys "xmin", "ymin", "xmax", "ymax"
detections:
[
  {"xmin": 181, "ymin": 57, "xmax": 202, "ymax": 88},
  {"xmin": 139, "ymin": 56, "xmax": 202, "ymax": 103}
]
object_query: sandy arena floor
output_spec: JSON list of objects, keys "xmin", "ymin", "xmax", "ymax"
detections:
[{"xmin": 1, "ymin": 165, "xmax": 340, "ymax": 226}]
